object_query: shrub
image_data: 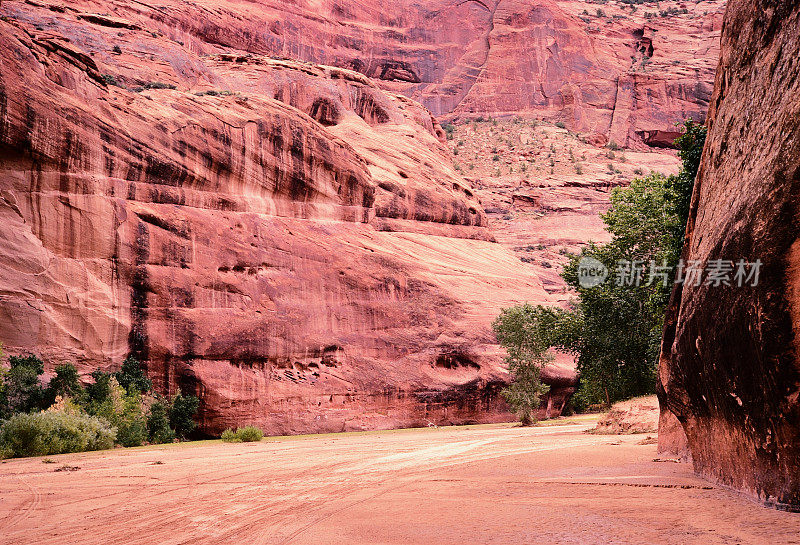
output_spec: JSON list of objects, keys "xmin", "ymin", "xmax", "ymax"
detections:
[
  {"xmin": 440, "ymin": 122, "xmax": 456, "ymax": 140},
  {"xmin": 221, "ymin": 426, "xmax": 263, "ymax": 443},
  {"xmin": 0, "ymin": 410, "xmax": 116, "ymax": 458},
  {"xmin": 102, "ymin": 74, "xmax": 119, "ymax": 87},
  {"xmin": 237, "ymin": 426, "xmax": 263, "ymax": 442},
  {"xmin": 555, "ymin": 121, "xmax": 566, "ymax": 129},
  {"xmin": 220, "ymin": 428, "xmax": 239, "ymax": 442},
  {"xmin": 143, "ymin": 82, "xmax": 176, "ymax": 90}
]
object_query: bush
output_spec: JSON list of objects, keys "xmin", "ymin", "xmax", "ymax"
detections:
[
  {"xmin": 220, "ymin": 428, "xmax": 239, "ymax": 442},
  {"xmin": 0, "ymin": 410, "xmax": 116, "ymax": 458},
  {"xmin": 221, "ymin": 426, "xmax": 263, "ymax": 443},
  {"xmin": 555, "ymin": 121, "xmax": 566, "ymax": 129},
  {"xmin": 440, "ymin": 122, "xmax": 456, "ymax": 140},
  {"xmin": 143, "ymin": 81, "xmax": 177, "ymax": 90},
  {"xmin": 237, "ymin": 426, "xmax": 263, "ymax": 442},
  {"xmin": 102, "ymin": 74, "xmax": 119, "ymax": 87}
]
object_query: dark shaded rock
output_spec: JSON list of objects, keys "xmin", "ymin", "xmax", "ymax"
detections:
[{"xmin": 658, "ymin": 0, "xmax": 800, "ymax": 510}]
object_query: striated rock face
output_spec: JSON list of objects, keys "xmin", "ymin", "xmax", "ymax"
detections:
[
  {"xmin": 658, "ymin": 0, "xmax": 800, "ymax": 509},
  {"xmin": 0, "ymin": 1, "xmax": 575, "ymax": 435},
  {"xmin": 11, "ymin": 0, "xmax": 726, "ymax": 147}
]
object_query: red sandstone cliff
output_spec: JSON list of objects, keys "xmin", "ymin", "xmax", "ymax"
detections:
[
  {"xmin": 658, "ymin": 0, "xmax": 800, "ymax": 510},
  {"xmin": 5, "ymin": 0, "xmax": 725, "ymax": 147},
  {"xmin": 0, "ymin": 1, "xmax": 580, "ymax": 434}
]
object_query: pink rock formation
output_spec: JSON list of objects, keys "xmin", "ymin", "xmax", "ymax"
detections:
[
  {"xmin": 15, "ymin": 0, "xmax": 725, "ymax": 147},
  {"xmin": 658, "ymin": 0, "xmax": 800, "ymax": 509},
  {"xmin": 0, "ymin": 1, "xmax": 573, "ymax": 435}
]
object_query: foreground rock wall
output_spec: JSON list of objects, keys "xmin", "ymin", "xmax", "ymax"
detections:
[
  {"xmin": 11, "ymin": 0, "xmax": 725, "ymax": 146},
  {"xmin": 0, "ymin": 2, "xmax": 577, "ymax": 434},
  {"xmin": 658, "ymin": 0, "xmax": 800, "ymax": 509}
]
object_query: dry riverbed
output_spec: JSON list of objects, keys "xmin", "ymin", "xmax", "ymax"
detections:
[{"xmin": 1, "ymin": 419, "xmax": 798, "ymax": 544}]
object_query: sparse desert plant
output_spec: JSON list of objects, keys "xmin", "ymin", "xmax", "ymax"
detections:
[
  {"xmin": 143, "ymin": 82, "xmax": 177, "ymax": 90},
  {"xmin": 102, "ymin": 74, "xmax": 119, "ymax": 87},
  {"xmin": 555, "ymin": 121, "xmax": 566, "ymax": 129},
  {"xmin": 441, "ymin": 122, "xmax": 456, "ymax": 140}
]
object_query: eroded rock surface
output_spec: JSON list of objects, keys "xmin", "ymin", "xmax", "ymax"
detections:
[
  {"xmin": 4, "ymin": 0, "xmax": 725, "ymax": 147},
  {"xmin": 658, "ymin": 0, "xmax": 800, "ymax": 509},
  {"xmin": 0, "ymin": 1, "xmax": 578, "ymax": 434}
]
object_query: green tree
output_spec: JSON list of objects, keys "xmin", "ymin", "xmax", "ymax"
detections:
[
  {"xmin": 115, "ymin": 392, "xmax": 148, "ymax": 447},
  {"xmin": 84, "ymin": 370, "xmax": 113, "ymax": 416},
  {"xmin": 147, "ymin": 398, "xmax": 175, "ymax": 444},
  {"xmin": 5, "ymin": 355, "xmax": 45, "ymax": 414},
  {"xmin": 114, "ymin": 356, "xmax": 152, "ymax": 395},
  {"xmin": 43, "ymin": 363, "xmax": 83, "ymax": 407},
  {"xmin": 495, "ymin": 121, "xmax": 706, "ymax": 408},
  {"xmin": 666, "ymin": 120, "xmax": 707, "ymax": 240},
  {"xmin": 0, "ymin": 344, "xmax": 8, "ymax": 420},
  {"xmin": 492, "ymin": 305, "xmax": 567, "ymax": 424},
  {"xmin": 169, "ymin": 391, "xmax": 199, "ymax": 440}
]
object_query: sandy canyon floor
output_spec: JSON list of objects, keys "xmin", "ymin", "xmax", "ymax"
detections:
[{"xmin": 1, "ymin": 420, "xmax": 798, "ymax": 545}]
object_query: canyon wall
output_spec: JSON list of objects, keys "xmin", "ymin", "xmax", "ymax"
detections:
[
  {"xmin": 0, "ymin": 1, "xmax": 577, "ymax": 435},
  {"xmin": 12, "ymin": 0, "xmax": 725, "ymax": 147},
  {"xmin": 658, "ymin": 0, "xmax": 800, "ymax": 509}
]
